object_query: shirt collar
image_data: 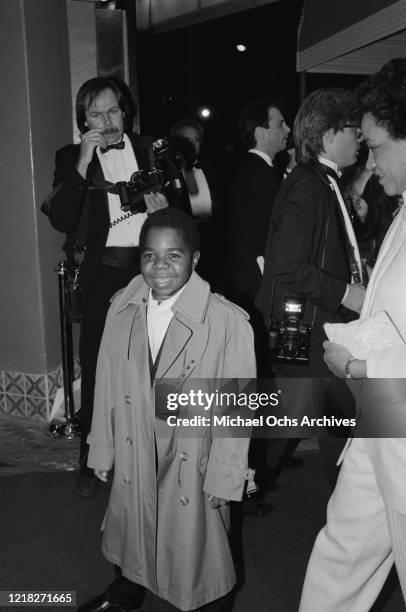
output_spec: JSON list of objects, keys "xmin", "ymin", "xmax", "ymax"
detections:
[
  {"xmin": 148, "ymin": 284, "xmax": 185, "ymax": 308},
  {"xmin": 114, "ymin": 271, "xmax": 211, "ymax": 323},
  {"xmin": 318, "ymin": 156, "xmax": 342, "ymax": 178},
  {"xmin": 248, "ymin": 149, "xmax": 273, "ymax": 167}
]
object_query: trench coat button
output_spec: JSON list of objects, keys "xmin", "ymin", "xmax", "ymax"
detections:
[
  {"xmin": 124, "ymin": 395, "xmax": 131, "ymax": 404},
  {"xmin": 126, "ymin": 436, "xmax": 133, "ymax": 445},
  {"xmin": 180, "ymin": 451, "xmax": 188, "ymax": 461},
  {"xmin": 180, "ymin": 496, "xmax": 189, "ymax": 505}
]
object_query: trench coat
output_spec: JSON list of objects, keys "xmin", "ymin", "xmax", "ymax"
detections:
[{"xmin": 87, "ymin": 271, "xmax": 256, "ymax": 610}]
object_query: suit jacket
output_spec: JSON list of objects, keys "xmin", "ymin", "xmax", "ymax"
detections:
[
  {"xmin": 256, "ymin": 161, "xmax": 352, "ymax": 376},
  {"xmin": 225, "ymin": 152, "xmax": 281, "ymax": 311},
  {"xmin": 41, "ymin": 133, "xmax": 191, "ymax": 304}
]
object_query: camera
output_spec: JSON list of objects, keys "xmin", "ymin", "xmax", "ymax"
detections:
[
  {"xmin": 106, "ymin": 136, "xmax": 195, "ymax": 213},
  {"xmin": 268, "ymin": 297, "xmax": 311, "ymax": 365}
]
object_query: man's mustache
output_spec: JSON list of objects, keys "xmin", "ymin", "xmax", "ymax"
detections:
[{"xmin": 101, "ymin": 127, "xmax": 121, "ymax": 135}]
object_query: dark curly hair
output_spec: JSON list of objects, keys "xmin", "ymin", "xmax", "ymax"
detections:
[
  {"xmin": 357, "ymin": 58, "xmax": 406, "ymax": 139},
  {"xmin": 238, "ymin": 97, "xmax": 283, "ymax": 149},
  {"xmin": 294, "ymin": 88, "xmax": 358, "ymax": 163},
  {"xmin": 76, "ymin": 77, "xmax": 136, "ymax": 134},
  {"xmin": 139, "ymin": 208, "xmax": 200, "ymax": 254}
]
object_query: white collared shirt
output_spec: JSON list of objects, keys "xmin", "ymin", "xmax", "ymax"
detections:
[
  {"xmin": 147, "ymin": 285, "xmax": 186, "ymax": 362},
  {"xmin": 318, "ymin": 156, "xmax": 341, "ymax": 177},
  {"xmin": 97, "ymin": 133, "xmax": 147, "ymax": 247},
  {"xmin": 248, "ymin": 149, "xmax": 273, "ymax": 167}
]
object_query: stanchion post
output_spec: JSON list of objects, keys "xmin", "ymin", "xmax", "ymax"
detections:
[{"xmin": 49, "ymin": 259, "xmax": 80, "ymax": 439}]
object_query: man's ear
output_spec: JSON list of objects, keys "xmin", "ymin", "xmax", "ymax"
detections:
[
  {"xmin": 323, "ymin": 128, "xmax": 336, "ymax": 144},
  {"xmin": 192, "ymin": 251, "xmax": 200, "ymax": 269},
  {"xmin": 254, "ymin": 125, "xmax": 264, "ymax": 144}
]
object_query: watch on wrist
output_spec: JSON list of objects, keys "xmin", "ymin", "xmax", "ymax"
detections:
[{"xmin": 344, "ymin": 358, "xmax": 356, "ymax": 379}]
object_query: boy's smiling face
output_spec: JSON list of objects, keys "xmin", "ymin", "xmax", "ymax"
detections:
[{"xmin": 140, "ymin": 227, "xmax": 199, "ymax": 300}]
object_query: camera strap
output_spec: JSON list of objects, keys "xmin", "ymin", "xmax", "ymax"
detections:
[{"xmin": 73, "ymin": 208, "xmax": 138, "ymax": 256}]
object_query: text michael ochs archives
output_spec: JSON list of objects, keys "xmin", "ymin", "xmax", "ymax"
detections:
[{"xmin": 164, "ymin": 390, "xmax": 357, "ymax": 429}]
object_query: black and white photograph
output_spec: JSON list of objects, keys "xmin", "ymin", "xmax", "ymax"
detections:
[{"xmin": 1, "ymin": 1, "xmax": 406, "ymax": 611}]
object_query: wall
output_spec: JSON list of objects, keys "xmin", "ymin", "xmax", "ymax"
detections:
[{"xmin": 0, "ymin": 0, "xmax": 73, "ymax": 419}]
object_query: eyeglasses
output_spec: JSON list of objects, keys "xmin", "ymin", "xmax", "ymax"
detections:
[{"xmin": 344, "ymin": 124, "xmax": 362, "ymax": 140}]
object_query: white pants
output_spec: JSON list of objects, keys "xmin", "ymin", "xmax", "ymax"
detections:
[{"xmin": 299, "ymin": 438, "xmax": 406, "ymax": 612}]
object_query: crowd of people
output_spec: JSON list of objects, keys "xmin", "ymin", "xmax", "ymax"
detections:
[{"xmin": 42, "ymin": 58, "xmax": 406, "ymax": 612}]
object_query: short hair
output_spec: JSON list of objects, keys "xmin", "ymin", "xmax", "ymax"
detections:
[
  {"xmin": 238, "ymin": 97, "xmax": 283, "ymax": 149},
  {"xmin": 139, "ymin": 208, "xmax": 200, "ymax": 254},
  {"xmin": 169, "ymin": 118, "xmax": 204, "ymax": 140},
  {"xmin": 75, "ymin": 77, "xmax": 136, "ymax": 133},
  {"xmin": 294, "ymin": 88, "xmax": 357, "ymax": 163},
  {"xmin": 357, "ymin": 58, "xmax": 406, "ymax": 139}
]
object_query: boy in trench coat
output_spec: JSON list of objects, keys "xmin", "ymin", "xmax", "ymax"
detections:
[{"xmin": 78, "ymin": 208, "xmax": 256, "ymax": 612}]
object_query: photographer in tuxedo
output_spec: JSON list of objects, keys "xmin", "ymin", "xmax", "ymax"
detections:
[{"xmin": 42, "ymin": 77, "xmax": 189, "ymax": 497}]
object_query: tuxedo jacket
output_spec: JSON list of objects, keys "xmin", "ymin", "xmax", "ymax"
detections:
[
  {"xmin": 256, "ymin": 161, "xmax": 353, "ymax": 376},
  {"xmin": 41, "ymin": 133, "xmax": 190, "ymax": 303},
  {"xmin": 225, "ymin": 152, "xmax": 281, "ymax": 311}
]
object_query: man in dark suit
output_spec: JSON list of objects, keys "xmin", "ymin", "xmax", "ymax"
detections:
[
  {"xmin": 42, "ymin": 77, "xmax": 188, "ymax": 497},
  {"xmin": 224, "ymin": 99, "xmax": 293, "ymax": 513},
  {"xmin": 257, "ymin": 88, "xmax": 366, "ymax": 487},
  {"xmin": 225, "ymin": 97, "xmax": 292, "ymax": 370}
]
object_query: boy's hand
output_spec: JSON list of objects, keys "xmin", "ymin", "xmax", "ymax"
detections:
[
  {"xmin": 207, "ymin": 494, "xmax": 229, "ymax": 509},
  {"xmin": 94, "ymin": 469, "xmax": 109, "ymax": 482}
]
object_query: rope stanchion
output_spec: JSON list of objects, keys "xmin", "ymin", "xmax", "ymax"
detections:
[{"xmin": 49, "ymin": 260, "xmax": 80, "ymax": 439}]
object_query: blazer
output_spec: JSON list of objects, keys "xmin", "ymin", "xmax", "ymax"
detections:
[
  {"xmin": 225, "ymin": 152, "xmax": 281, "ymax": 310},
  {"xmin": 256, "ymin": 161, "xmax": 352, "ymax": 376},
  {"xmin": 41, "ymin": 133, "xmax": 191, "ymax": 303}
]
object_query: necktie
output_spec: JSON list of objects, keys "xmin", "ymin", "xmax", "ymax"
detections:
[{"xmin": 100, "ymin": 140, "xmax": 125, "ymax": 154}]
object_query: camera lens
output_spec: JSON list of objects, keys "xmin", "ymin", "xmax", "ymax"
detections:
[{"xmin": 281, "ymin": 333, "xmax": 299, "ymax": 359}]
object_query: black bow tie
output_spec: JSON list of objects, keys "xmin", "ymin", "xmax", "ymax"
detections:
[{"xmin": 100, "ymin": 140, "xmax": 125, "ymax": 154}]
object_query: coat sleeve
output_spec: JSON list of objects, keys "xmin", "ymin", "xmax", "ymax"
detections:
[
  {"xmin": 41, "ymin": 146, "xmax": 88, "ymax": 233},
  {"xmin": 269, "ymin": 177, "xmax": 347, "ymax": 312},
  {"xmin": 203, "ymin": 305, "xmax": 256, "ymax": 501},
  {"xmin": 366, "ymin": 345, "xmax": 406, "ymax": 378},
  {"xmin": 87, "ymin": 304, "xmax": 116, "ymax": 471}
]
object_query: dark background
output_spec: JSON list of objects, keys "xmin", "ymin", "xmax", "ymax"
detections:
[{"xmin": 136, "ymin": 0, "xmax": 366, "ymax": 174}]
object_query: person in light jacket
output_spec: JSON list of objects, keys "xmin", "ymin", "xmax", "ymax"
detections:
[
  {"xmin": 300, "ymin": 58, "xmax": 406, "ymax": 612},
  {"xmin": 77, "ymin": 208, "xmax": 256, "ymax": 612}
]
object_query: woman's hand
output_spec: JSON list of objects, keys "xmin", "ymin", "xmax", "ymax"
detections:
[
  {"xmin": 323, "ymin": 341, "xmax": 353, "ymax": 377},
  {"xmin": 323, "ymin": 341, "xmax": 367, "ymax": 378}
]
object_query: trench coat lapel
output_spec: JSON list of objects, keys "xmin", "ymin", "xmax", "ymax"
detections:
[
  {"xmin": 155, "ymin": 318, "xmax": 193, "ymax": 380},
  {"xmin": 154, "ymin": 272, "xmax": 211, "ymax": 381}
]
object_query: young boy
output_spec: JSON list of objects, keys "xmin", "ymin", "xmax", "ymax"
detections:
[{"xmin": 79, "ymin": 209, "xmax": 256, "ymax": 612}]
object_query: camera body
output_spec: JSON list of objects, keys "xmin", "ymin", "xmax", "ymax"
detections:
[
  {"xmin": 116, "ymin": 136, "xmax": 194, "ymax": 213},
  {"xmin": 269, "ymin": 297, "xmax": 311, "ymax": 365}
]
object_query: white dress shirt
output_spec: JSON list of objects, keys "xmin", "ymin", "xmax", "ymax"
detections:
[
  {"xmin": 147, "ymin": 285, "xmax": 186, "ymax": 362},
  {"xmin": 97, "ymin": 133, "xmax": 147, "ymax": 247}
]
